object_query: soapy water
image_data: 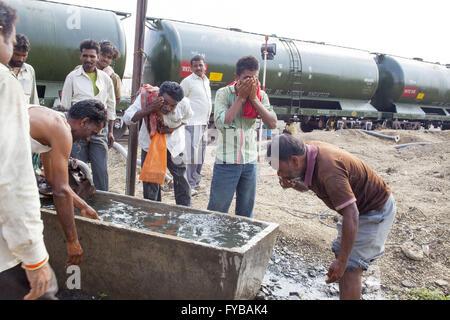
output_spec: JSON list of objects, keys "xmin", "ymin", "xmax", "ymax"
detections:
[{"xmin": 41, "ymin": 198, "xmax": 265, "ymax": 249}]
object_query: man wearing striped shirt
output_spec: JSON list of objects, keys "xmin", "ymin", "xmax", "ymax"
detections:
[{"xmin": 207, "ymin": 56, "xmax": 277, "ymax": 218}]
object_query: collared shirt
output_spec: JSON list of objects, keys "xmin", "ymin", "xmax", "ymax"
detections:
[
  {"xmin": 0, "ymin": 63, "xmax": 48, "ymax": 272},
  {"xmin": 214, "ymin": 85, "xmax": 276, "ymax": 164},
  {"xmin": 304, "ymin": 141, "xmax": 391, "ymax": 215},
  {"xmin": 180, "ymin": 73, "xmax": 212, "ymax": 125},
  {"xmin": 9, "ymin": 62, "xmax": 39, "ymax": 104},
  {"xmin": 61, "ymin": 66, "xmax": 116, "ymax": 121},
  {"xmin": 122, "ymin": 94, "xmax": 193, "ymax": 158}
]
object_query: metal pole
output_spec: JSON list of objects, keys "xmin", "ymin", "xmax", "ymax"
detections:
[
  {"xmin": 262, "ymin": 36, "xmax": 269, "ymax": 91},
  {"xmin": 126, "ymin": 0, "xmax": 148, "ymax": 195},
  {"xmin": 258, "ymin": 36, "xmax": 269, "ymax": 162}
]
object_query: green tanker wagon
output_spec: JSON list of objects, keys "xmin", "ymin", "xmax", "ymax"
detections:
[
  {"xmin": 5, "ymin": 0, "xmax": 127, "ymax": 107},
  {"xmin": 143, "ymin": 18, "xmax": 450, "ymax": 130}
]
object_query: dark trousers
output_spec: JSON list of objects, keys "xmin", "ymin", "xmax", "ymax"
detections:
[
  {"xmin": 71, "ymin": 134, "xmax": 109, "ymax": 191},
  {"xmin": 141, "ymin": 149, "xmax": 191, "ymax": 207},
  {"xmin": 0, "ymin": 263, "xmax": 58, "ymax": 300}
]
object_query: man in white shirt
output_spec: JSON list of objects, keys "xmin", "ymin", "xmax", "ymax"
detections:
[
  {"xmin": 0, "ymin": 2, "xmax": 56, "ymax": 300},
  {"xmin": 8, "ymin": 33, "xmax": 39, "ymax": 104},
  {"xmin": 123, "ymin": 81, "xmax": 193, "ymax": 206},
  {"xmin": 61, "ymin": 39, "xmax": 116, "ymax": 191},
  {"xmin": 180, "ymin": 55, "xmax": 212, "ymax": 191}
]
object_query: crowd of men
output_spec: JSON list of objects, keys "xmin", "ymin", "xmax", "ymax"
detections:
[{"xmin": 0, "ymin": 0, "xmax": 396, "ymax": 301}]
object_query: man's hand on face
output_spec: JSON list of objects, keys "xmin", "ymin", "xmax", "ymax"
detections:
[
  {"xmin": 290, "ymin": 177, "xmax": 309, "ymax": 192},
  {"xmin": 66, "ymin": 239, "xmax": 83, "ymax": 266},
  {"xmin": 249, "ymin": 77, "xmax": 259, "ymax": 101},
  {"xmin": 144, "ymin": 97, "xmax": 164, "ymax": 115},
  {"xmin": 279, "ymin": 176, "xmax": 309, "ymax": 192},
  {"xmin": 279, "ymin": 177, "xmax": 296, "ymax": 189},
  {"xmin": 236, "ymin": 78, "xmax": 253, "ymax": 100}
]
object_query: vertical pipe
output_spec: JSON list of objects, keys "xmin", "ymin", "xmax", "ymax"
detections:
[
  {"xmin": 258, "ymin": 36, "xmax": 269, "ymax": 162},
  {"xmin": 262, "ymin": 36, "xmax": 269, "ymax": 91},
  {"xmin": 126, "ymin": 0, "xmax": 148, "ymax": 195}
]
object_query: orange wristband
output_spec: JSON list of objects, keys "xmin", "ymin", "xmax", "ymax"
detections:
[{"xmin": 21, "ymin": 255, "xmax": 49, "ymax": 271}]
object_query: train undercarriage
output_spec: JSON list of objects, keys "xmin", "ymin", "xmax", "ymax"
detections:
[{"xmin": 293, "ymin": 115, "xmax": 449, "ymax": 132}]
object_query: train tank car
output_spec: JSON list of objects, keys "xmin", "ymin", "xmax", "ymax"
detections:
[
  {"xmin": 143, "ymin": 18, "xmax": 380, "ymax": 130},
  {"xmin": 4, "ymin": 0, "xmax": 127, "ymax": 106},
  {"xmin": 371, "ymin": 54, "xmax": 450, "ymax": 129},
  {"xmin": 143, "ymin": 18, "xmax": 450, "ymax": 130}
]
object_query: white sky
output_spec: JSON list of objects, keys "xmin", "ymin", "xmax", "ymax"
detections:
[{"xmin": 51, "ymin": 0, "xmax": 450, "ymax": 72}]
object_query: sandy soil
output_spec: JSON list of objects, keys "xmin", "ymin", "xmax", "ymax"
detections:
[{"xmin": 107, "ymin": 127, "xmax": 449, "ymax": 299}]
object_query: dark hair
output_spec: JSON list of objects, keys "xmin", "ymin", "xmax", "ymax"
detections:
[
  {"xmin": 99, "ymin": 40, "xmax": 120, "ymax": 60},
  {"xmin": 0, "ymin": 1, "xmax": 17, "ymax": 42},
  {"xmin": 159, "ymin": 81, "xmax": 184, "ymax": 102},
  {"xmin": 79, "ymin": 39, "xmax": 100, "ymax": 54},
  {"xmin": 68, "ymin": 99, "xmax": 107, "ymax": 126},
  {"xmin": 14, "ymin": 33, "xmax": 30, "ymax": 52},
  {"xmin": 267, "ymin": 134, "xmax": 306, "ymax": 162},
  {"xmin": 190, "ymin": 54, "xmax": 205, "ymax": 65},
  {"xmin": 236, "ymin": 55, "xmax": 259, "ymax": 76}
]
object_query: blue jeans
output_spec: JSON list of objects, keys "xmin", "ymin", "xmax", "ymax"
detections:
[{"xmin": 207, "ymin": 162, "xmax": 257, "ymax": 218}]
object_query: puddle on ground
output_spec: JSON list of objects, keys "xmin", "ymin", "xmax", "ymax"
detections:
[{"xmin": 258, "ymin": 242, "xmax": 386, "ymax": 300}]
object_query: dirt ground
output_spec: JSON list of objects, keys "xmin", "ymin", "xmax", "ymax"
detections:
[{"xmin": 107, "ymin": 127, "xmax": 449, "ymax": 299}]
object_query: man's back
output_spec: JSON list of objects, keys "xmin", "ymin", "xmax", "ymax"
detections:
[
  {"xmin": 28, "ymin": 106, "xmax": 71, "ymax": 151},
  {"xmin": 308, "ymin": 140, "xmax": 391, "ymax": 215}
]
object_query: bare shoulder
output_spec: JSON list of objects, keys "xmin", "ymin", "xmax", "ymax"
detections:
[{"xmin": 29, "ymin": 106, "xmax": 71, "ymax": 143}]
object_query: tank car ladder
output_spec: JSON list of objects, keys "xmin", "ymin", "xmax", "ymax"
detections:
[{"xmin": 280, "ymin": 39, "xmax": 303, "ymax": 117}]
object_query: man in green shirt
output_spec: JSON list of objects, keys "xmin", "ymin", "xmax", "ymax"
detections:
[
  {"xmin": 61, "ymin": 39, "xmax": 116, "ymax": 191},
  {"xmin": 207, "ymin": 55, "xmax": 277, "ymax": 218}
]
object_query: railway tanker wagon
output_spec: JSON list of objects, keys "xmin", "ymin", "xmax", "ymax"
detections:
[
  {"xmin": 5, "ymin": 0, "xmax": 127, "ymax": 106},
  {"xmin": 371, "ymin": 54, "xmax": 450, "ymax": 129},
  {"xmin": 143, "ymin": 18, "xmax": 380, "ymax": 131}
]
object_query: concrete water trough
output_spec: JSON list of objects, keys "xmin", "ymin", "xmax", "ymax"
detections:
[{"xmin": 40, "ymin": 191, "xmax": 279, "ymax": 300}]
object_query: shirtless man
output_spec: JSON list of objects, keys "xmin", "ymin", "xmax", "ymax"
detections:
[{"xmin": 28, "ymin": 99, "xmax": 107, "ymax": 265}]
